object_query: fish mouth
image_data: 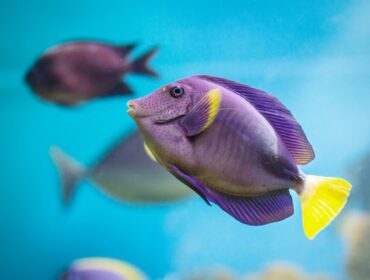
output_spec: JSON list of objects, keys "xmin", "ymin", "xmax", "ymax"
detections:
[
  {"xmin": 127, "ymin": 100, "xmax": 136, "ymax": 113},
  {"xmin": 155, "ymin": 113, "xmax": 186, "ymax": 124},
  {"xmin": 127, "ymin": 100, "xmax": 150, "ymax": 118}
]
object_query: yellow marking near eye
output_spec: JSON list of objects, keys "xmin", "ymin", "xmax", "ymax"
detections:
[
  {"xmin": 204, "ymin": 88, "xmax": 222, "ymax": 130},
  {"xmin": 161, "ymin": 86, "xmax": 168, "ymax": 93}
]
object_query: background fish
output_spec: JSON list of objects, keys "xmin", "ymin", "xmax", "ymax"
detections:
[
  {"xmin": 25, "ymin": 41, "xmax": 158, "ymax": 106},
  {"xmin": 188, "ymin": 269, "xmax": 235, "ymax": 280},
  {"xmin": 177, "ymin": 267, "xmax": 236, "ymax": 280},
  {"xmin": 340, "ymin": 212, "xmax": 370, "ymax": 280},
  {"xmin": 165, "ymin": 263, "xmax": 333, "ymax": 280},
  {"xmin": 347, "ymin": 151, "xmax": 370, "ymax": 210},
  {"xmin": 60, "ymin": 257, "xmax": 147, "ymax": 280},
  {"xmin": 127, "ymin": 75, "xmax": 351, "ymax": 239},
  {"xmin": 50, "ymin": 130, "xmax": 192, "ymax": 205},
  {"xmin": 245, "ymin": 262, "xmax": 334, "ymax": 280}
]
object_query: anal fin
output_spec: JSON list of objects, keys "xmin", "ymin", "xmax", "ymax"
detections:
[
  {"xmin": 209, "ymin": 189, "xmax": 294, "ymax": 225},
  {"xmin": 107, "ymin": 81, "xmax": 133, "ymax": 96},
  {"xmin": 169, "ymin": 164, "xmax": 294, "ymax": 225}
]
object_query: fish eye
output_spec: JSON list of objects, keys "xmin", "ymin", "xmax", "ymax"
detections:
[{"xmin": 169, "ymin": 86, "xmax": 184, "ymax": 98}]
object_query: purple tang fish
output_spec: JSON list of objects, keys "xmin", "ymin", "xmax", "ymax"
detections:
[
  {"xmin": 127, "ymin": 75, "xmax": 352, "ymax": 239},
  {"xmin": 25, "ymin": 41, "xmax": 158, "ymax": 106},
  {"xmin": 60, "ymin": 257, "xmax": 147, "ymax": 280}
]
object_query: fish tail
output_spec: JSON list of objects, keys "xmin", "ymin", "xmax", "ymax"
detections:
[
  {"xmin": 49, "ymin": 146, "xmax": 86, "ymax": 205},
  {"xmin": 299, "ymin": 174, "xmax": 352, "ymax": 239},
  {"xmin": 130, "ymin": 46, "xmax": 159, "ymax": 77}
]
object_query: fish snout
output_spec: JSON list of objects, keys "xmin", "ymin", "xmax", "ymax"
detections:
[
  {"xmin": 127, "ymin": 100, "xmax": 141, "ymax": 117},
  {"xmin": 127, "ymin": 97, "xmax": 153, "ymax": 118},
  {"xmin": 127, "ymin": 100, "xmax": 137, "ymax": 110}
]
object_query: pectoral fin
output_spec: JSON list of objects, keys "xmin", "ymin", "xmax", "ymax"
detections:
[{"xmin": 180, "ymin": 88, "xmax": 221, "ymax": 137}]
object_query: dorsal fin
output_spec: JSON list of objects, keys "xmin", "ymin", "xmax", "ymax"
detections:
[
  {"xmin": 197, "ymin": 75, "xmax": 315, "ymax": 165},
  {"xmin": 115, "ymin": 43, "xmax": 137, "ymax": 57}
]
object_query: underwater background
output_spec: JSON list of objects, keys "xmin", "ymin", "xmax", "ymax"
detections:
[{"xmin": 1, "ymin": 0, "xmax": 370, "ymax": 279}]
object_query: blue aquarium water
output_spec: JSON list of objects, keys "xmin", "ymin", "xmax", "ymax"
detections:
[{"xmin": 1, "ymin": 0, "xmax": 370, "ymax": 279}]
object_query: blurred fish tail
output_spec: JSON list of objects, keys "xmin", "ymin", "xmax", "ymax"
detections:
[
  {"xmin": 130, "ymin": 47, "xmax": 159, "ymax": 77},
  {"xmin": 49, "ymin": 146, "xmax": 86, "ymax": 205},
  {"xmin": 299, "ymin": 174, "xmax": 352, "ymax": 239}
]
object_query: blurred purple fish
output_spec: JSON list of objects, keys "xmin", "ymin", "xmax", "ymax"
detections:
[
  {"xmin": 127, "ymin": 75, "xmax": 352, "ymax": 239},
  {"xmin": 60, "ymin": 257, "xmax": 147, "ymax": 280},
  {"xmin": 25, "ymin": 41, "xmax": 158, "ymax": 106}
]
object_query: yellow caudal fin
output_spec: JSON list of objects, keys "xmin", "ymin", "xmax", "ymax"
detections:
[{"xmin": 299, "ymin": 175, "xmax": 352, "ymax": 239}]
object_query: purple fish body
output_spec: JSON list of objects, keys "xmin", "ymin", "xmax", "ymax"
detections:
[
  {"xmin": 127, "ymin": 75, "xmax": 351, "ymax": 239},
  {"xmin": 187, "ymin": 89, "xmax": 301, "ymax": 196},
  {"xmin": 25, "ymin": 41, "xmax": 158, "ymax": 106}
]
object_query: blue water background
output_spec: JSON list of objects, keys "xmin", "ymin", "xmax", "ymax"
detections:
[{"xmin": 0, "ymin": 0, "xmax": 370, "ymax": 279}]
